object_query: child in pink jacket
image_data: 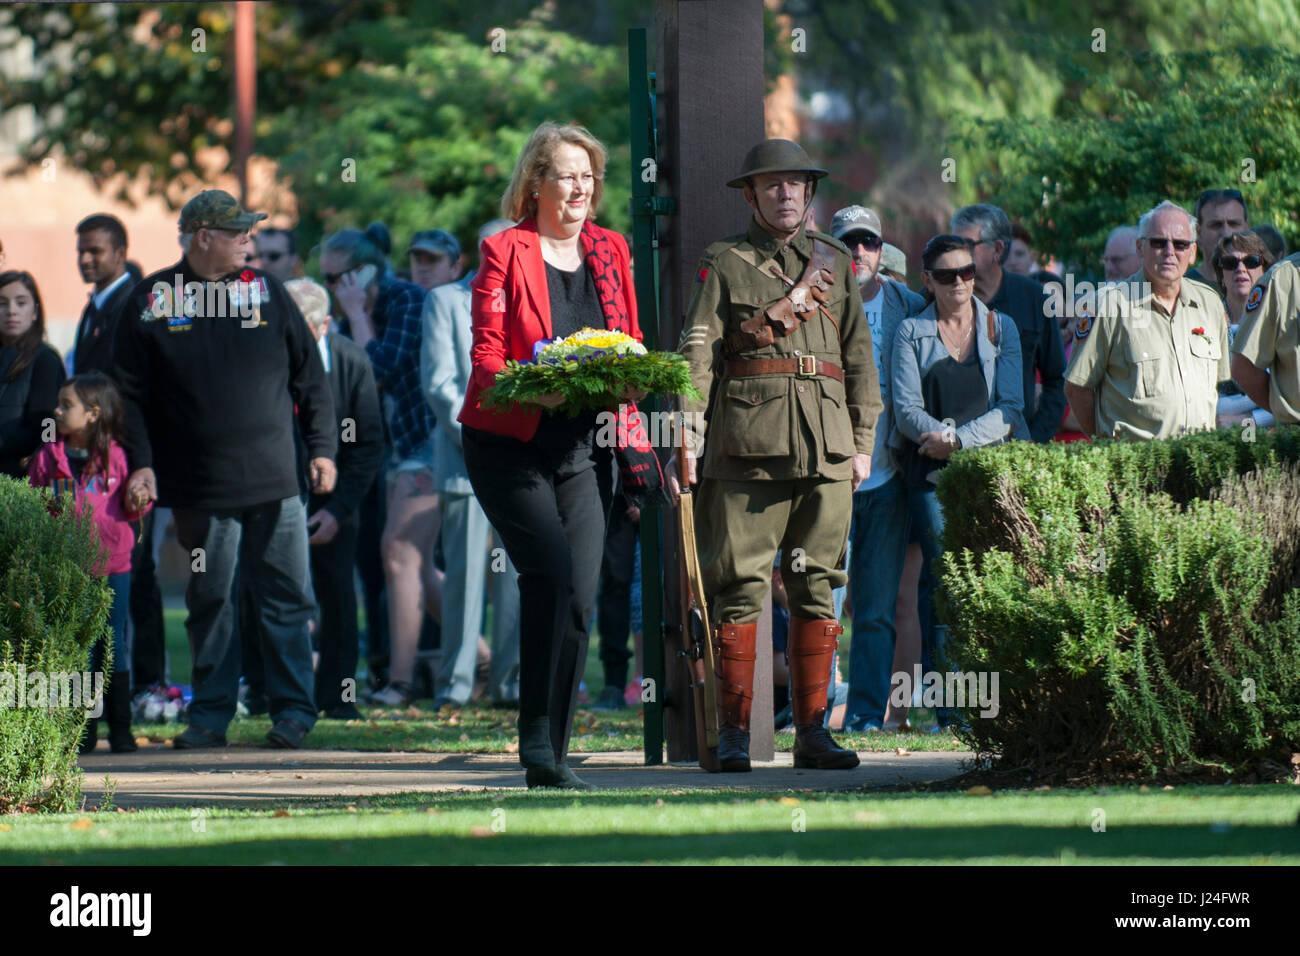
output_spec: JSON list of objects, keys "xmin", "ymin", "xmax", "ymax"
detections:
[{"xmin": 28, "ymin": 372, "xmax": 150, "ymax": 754}]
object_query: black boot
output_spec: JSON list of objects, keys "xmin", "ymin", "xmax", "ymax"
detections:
[{"xmin": 107, "ymin": 672, "xmax": 138, "ymax": 754}]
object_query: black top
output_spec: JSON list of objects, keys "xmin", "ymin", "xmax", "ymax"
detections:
[
  {"xmin": 65, "ymin": 445, "xmax": 90, "ymax": 484},
  {"xmin": 905, "ymin": 349, "xmax": 989, "ymax": 488},
  {"xmin": 111, "ymin": 259, "xmax": 336, "ymax": 510},
  {"xmin": 545, "ymin": 261, "xmax": 602, "ymax": 342},
  {"xmin": 72, "ymin": 273, "xmax": 136, "ymax": 377},
  {"xmin": 0, "ymin": 344, "xmax": 67, "ymax": 479}
]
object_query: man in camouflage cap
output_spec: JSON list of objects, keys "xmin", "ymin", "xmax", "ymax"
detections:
[
  {"xmin": 669, "ymin": 139, "xmax": 880, "ymax": 772},
  {"xmin": 179, "ymin": 189, "xmax": 269, "ymax": 234}
]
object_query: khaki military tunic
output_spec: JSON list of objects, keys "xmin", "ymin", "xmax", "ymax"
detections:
[
  {"xmin": 1065, "ymin": 277, "xmax": 1230, "ymax": 440},
  {"xmin": 1232, "ymin": 257, "xmax": 1300, "ymax": 425},
  {"xmin": 676, "ymin": 219, "xmax": 880, "ymax": 622}
]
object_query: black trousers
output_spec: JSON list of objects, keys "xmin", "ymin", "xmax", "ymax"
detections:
[
  {"xmin": 129, "ymin": 510, "xmax": 167, "ymax": 689},
  {"xmin": 597, "ymin": 500, "xmax": 637, "ymax": 688},
  {"xmin": 310, "ymin": 511, "xmax": 361, "ymax": 710},
  {"xmin": 462, "ymin": 417, "xmax": 614, "ymax": 762},
  {"xmin": 355, "ymin": 473, "xmax": 389, "ymax": 674}
]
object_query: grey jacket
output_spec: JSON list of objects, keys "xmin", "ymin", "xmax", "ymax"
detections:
[
  {"xmin": 869, "ymin": 279, "xmax": 928, "ymax": 480},
  {"xmin": 890, "ymin": 295, "xmax": 1026, "ymax": 455},
  {"xmin": 420, "ymin": 274, "xmax": 475, "ymax": 495}
]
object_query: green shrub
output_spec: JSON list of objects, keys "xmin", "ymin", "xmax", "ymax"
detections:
[
  {"xmin": 0, "ymin": 476, "xmax": 111, "ymax": 812},
  {"xmin": 937, "ymin": 427, "xmax": 1300, "ymax": 781}
]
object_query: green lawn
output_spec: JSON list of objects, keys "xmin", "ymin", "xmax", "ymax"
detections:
[{"xmin": 2, "ymin": 786, "xmax": 1297, "ymax": 865}]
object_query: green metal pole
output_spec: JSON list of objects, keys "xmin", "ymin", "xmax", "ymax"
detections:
[{"xmin": 628, "ymin": 26, "xmax": 667, "ymax": 765}]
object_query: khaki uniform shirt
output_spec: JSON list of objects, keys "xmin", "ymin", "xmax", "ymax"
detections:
[
  {"xmin": 677, "ymin": 219, "xmax": 879, "ymax": 481},
  {"xmin": 1232, "ymin": 258, "xmax": 1300, "ymax": 425},
  {"xmin": 1064, "ymin": 276, "xmax": 1230, "ymax": 440}
]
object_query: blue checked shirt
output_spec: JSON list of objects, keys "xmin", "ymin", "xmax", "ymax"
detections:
[{"xmin": 366, "ymin": 277, "xmax": 436, "ymax": 460}]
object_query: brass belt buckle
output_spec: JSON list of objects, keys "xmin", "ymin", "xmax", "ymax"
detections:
[{"xmin": 797, "ymin": 355, "xmax": 817, "ymax": 377}]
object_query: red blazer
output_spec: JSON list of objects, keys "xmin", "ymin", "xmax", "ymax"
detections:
[{"xmin": 459, "ymin": 218, "xmax": 641, "ymax": 441}]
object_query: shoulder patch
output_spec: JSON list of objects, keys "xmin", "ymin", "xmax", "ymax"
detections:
[
  {"xmin": 1244, "ymin": 285, "xmax": 1263, "ymax": 313},
  {"xmin": 1074, "ymin": 312, "xmax": 1094, "ymax": 340}
]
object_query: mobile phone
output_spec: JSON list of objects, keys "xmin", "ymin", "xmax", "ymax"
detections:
[{"xmin": 352, "ymin": 264, "xmax": 378, "ymax": 287}]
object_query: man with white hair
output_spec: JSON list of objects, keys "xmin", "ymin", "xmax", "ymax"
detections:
[
  {"xmin": 286, "ymin": 278, "xmax": 384, "ymax": 718},
  {"xmin": 1064, "ymin": 200, "xmax": 1231, "ymax": 440},
  {"xmin": 1102, "ymin": 226, "xmax": 1142, "ymax": 282}
]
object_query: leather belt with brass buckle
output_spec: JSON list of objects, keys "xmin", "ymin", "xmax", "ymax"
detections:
[{"xmin": 721, "ymin": 357, "xmax": 844, "ymax": 383}]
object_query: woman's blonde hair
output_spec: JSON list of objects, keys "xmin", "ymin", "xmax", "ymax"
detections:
[
  {"xmin": 285, "ymin": 277, "xmax": 331, "ymax": 330},
  {"xmin": 501, "ymin": 122, "xmax": 607, "ymax": 223}
]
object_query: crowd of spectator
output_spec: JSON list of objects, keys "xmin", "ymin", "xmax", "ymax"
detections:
[{"xmin": 3, "ymin": 154, "xmax": 1295, "ymax": 760}]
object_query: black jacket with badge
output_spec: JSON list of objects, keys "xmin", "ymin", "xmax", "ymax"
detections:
[
  {"xmin": 677, "ymin": 219, "xmax": 880, "ymax": 482},
  {"xmin": 111, "ymin": 259, "xmax": 336, "ymax": 510},
  {"xmin": 72, "ymin": 272, "xmax": 136, "ymax": 377}
]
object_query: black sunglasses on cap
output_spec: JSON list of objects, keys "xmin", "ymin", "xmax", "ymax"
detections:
[
  {"xmin": 926, "ymin": 263, "xmax": 976, "ymax": 285},
  {"xmin": 1216, "ymin": 254, "xmax": 1263, "ymax": 271},
  {"xmin": 841, "ymin": 232, "xmax": 883, "ymax": 251}
]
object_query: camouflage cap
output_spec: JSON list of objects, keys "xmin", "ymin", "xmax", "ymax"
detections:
[{"xmin": 179, "ymin": 190, "xmax": 267, "ymax": 234}]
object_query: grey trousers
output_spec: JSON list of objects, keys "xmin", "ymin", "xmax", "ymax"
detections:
[{"xmin": 434, "ymin": 493, "xmax": 521, "ymax": 704}]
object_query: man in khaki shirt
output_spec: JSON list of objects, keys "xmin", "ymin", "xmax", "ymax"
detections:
[
  {"xmin": 1065, "ymin": 201, "xmax": 1231, "ymax": 440},
  {"xmin": 1231, "ymin": 257, "xmax": 1300, "ymax": 425}
]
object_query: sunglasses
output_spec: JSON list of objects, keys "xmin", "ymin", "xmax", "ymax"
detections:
[
  {"xmin": 842, "ymin": 233, "xmax": 883, "ymax": 251},
  {"xmin": 1143, "ymin": 237, "xmax": 1193, "ymax": 252},
  {"xmin": 926, "ymin": 263, "xmax": 976, "ymax": 285},
  {"xmin": 1216, "ymin": 254, "xmax": 1263, "ymax": 271},
  {"xmin": 260, "ymin": 251, "xmax": 286, "ymax": 263}
]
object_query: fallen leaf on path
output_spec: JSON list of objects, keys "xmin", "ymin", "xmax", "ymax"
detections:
[
  {"xmin": 895, "ymin": 747, "xmax": 909, "ymax": 755},
  {"xmin": 0, "ymin": 824, "xmax": 11, "ymax": 831},
  {"xmin": 965, "ymin": 785, "xmax": 993, "ymax": 796},
  {"xmin": 69, "ymin": 818, "xmax": 93, "ymax": 830},
  {"xmin": 469, "ymin": 825, "xmax": 492, "ymax": 837},
  {"xmin": 778, "ymin": 797, "xmax": 800, "ymax": 806},
  {"xmin": 273, "ymin": 810, "xmax": 291, "ymax": 818}
]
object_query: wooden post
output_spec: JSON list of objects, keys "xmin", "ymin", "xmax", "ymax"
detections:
[
  {"xmin": 654, "ymin": 0, "xmax": 772, "ymax": 763},
  {"xmin": 232, "ymin": 1, "xmax": 256, "ymax": 206}
]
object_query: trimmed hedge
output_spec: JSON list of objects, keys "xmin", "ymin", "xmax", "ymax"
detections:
[
  {"xmin": 937, "ymin": 427, "xmax": 1300, "ymax": 781},
  {"xmin": 0, "ymin": 476, "xmax": 111, "ymax": 812}
]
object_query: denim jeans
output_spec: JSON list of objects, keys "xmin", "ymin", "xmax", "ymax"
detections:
[
  {"xmin": 843, "ymin": 473, "xmax": 909, "ymax": 731},
  {"xmin": 173, "ymin": 496, "xmax": 318, "ymax": 733},
  {"xmin": 909, "ymin": 485, "xmax": 955, "ymax": 726},
  {"xmin": 91, "ymin": 572, "xmax": 132, "ymax": 681}
]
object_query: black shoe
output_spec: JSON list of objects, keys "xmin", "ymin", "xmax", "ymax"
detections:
[
  {"xmin": 717, "ymin": 724, "xmax": 752, "ymax": 772},
  {"xmin": 78, "ymin": 718, "xmax": 99, "ymax": 755},
  {"xmin": 526, "ymin": 762, "xmax": 594, "ymax": 790},
  {"xmin": 793, "ymin": 724, "xmax": 860, "ymax": 770},
  {"xmin": 266, "ymin": 718, "xmax": 311, "ymax": 749},
  {"xmin": 173, "ymin": 725, "xmax": 228, "ymax": 749},
  {"xmin": 321, "ymin": 703, "xmax": 363, "ymax": 721},
  {"xmin": 244, "ymin": 693, "xmax": 270, "ymax": 716},
  {"xmin": 590, "ymin": 686, "xmax": 625, "ymax": 711}
]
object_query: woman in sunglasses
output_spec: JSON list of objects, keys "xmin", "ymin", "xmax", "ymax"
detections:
[
  {"xmin": 1213, "ymin": 230, "xmax": 1275, "ymax": 429},
  {"xmin": 890, "ymin": 234, "xmax": 1024, "ymax": 730}
]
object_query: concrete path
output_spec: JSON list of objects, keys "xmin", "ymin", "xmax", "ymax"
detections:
[{"xmin": 79, "ymin": 747, "xmax": 972, "ymax": 809}]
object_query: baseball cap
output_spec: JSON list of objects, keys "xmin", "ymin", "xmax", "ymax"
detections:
[
  {"xmin": 881, "ymin": 242, "xmax": 907, "ymax": 276},
  {"xmin": 179, "ymin": 190, "xmax": 267, "ymax": 234},
  {"xmin": 407, "ymin": 229, "xmax": 461, "ymax": 260},
  {"xmin": 830, "ymin": 205, "xmax": 882, "ymax": 242}
]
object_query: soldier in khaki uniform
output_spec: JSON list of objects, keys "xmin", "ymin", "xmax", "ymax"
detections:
[
  {"xmin": 667, "ymin": 140, "xmax": 880, "ymax": 772},
  {"xmin": 1065, "ymin": 201, "xmax": 1230, "ymax": 440},
  {"xmin": 1231, "ymin": 255, "xmax": 1300, "ymax": 425}
]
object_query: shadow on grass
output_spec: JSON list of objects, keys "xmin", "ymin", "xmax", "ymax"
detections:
[{"xmin": 3, "ymin": 821, "xmax": 1297, "ymax": 866}]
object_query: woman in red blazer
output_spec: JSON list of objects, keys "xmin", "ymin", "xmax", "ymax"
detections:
[{"xmin": 459, "ymin": 122, "xmax": 642, "ymax": 789}]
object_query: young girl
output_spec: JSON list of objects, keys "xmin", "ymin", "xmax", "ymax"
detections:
[{"xmin": 28, "ymin": 372, "xmax": 150, "ymax": 753}]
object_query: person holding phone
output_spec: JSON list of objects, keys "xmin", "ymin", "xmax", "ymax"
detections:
[
  {"xmin": 320, "ymin": 224, "xmax": 442, "ymax": 708},
  {"xmin": 459, "ymin": 122, "xmax": 642, "ymax": 789}
]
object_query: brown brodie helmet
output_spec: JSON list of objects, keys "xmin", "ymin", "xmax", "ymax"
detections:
[{"xmin": 727, "ymin": 139, "xmax": 828, "ymax": 227}]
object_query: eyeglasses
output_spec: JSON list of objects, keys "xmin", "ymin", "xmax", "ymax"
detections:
[
  {"xmin": 1143, "ymin": 237, "xmax": 1194, "ymax": 252},
  {"xmin": 926, "ymin": 264, "xmax": 976, "ymax": 285},
  {"xmin": 259, "ymin": 251, "xmax": 286, "ymax": 263},
  {"xmin": 550, "ymin": 173, "xmax": 596, "ymax": 188},
  {"xmin": 321, "ymin": 269, "xmax": 351, "ymax": 285},
  {"xmin": 842, "ymin": 233, "xmax": 883, "ymax": 251},
  {"xmin": 1216, "ymin": 254, "xmax": 1264, "ymax": 271}
]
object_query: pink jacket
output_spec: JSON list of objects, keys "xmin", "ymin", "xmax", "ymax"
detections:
[{"xmin": 27, "ymin": 439, "xmax": 150, "ymax": 576}]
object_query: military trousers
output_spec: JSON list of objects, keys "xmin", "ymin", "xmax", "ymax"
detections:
[{"xmin": 696, "ymin": 476, "xmax": 852, "ymax": 623}]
